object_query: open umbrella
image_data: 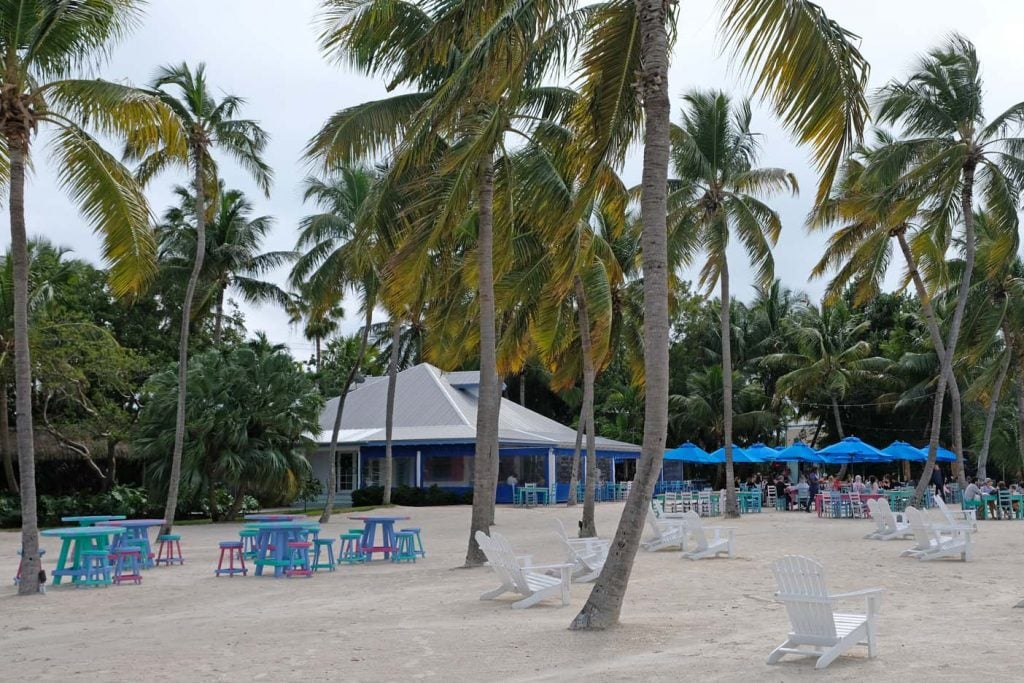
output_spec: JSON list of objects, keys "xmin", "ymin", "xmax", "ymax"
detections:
[
  {"xmin": 817, "ymin": 436, "xmax": 888, "ymax": 464},
  {"xmin": 664, "ymin": 442, "xmax": 713, "ymax": 464},
  {"xmin": 707, "ymin": 445, "xmax": 762, "ymax": 463},
  {"xmin": 745, "ymin": 443, "xmax": 779, "ymax": 461},
  {"xmin": 773, "ymin": 442, "xmax": 826, "ymax": 463},
  {"xmin": 917, "ymin": 445, "xmax": 957, "ymax": 463},
  {"xmin": 882, "ymin": 440, "xmax": 926, "ymax": 462}
]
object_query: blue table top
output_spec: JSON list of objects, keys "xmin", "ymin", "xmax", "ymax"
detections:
[
  {"xmin": 348, "ymin": 515, "xmax": 411, "ymax": 522},
  {"xmin": 61, "ymin": 515, "xmax": 127, "ymax": 523},
  {"xmin": 42, "ymin": 527, "xmax": 126, "ymax": 538},
  {"xmin": 96, "ymin": 519, "xmax": 166, "ymax": 528},
  {"xmin": 244, "ymin": 514, "xmax": 306, "ymax": 521},
  {"xmin": 244, "ymin": 521, "xmax": 320, "ymax": 531}
]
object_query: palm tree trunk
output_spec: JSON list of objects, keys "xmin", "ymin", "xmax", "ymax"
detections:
[
  {"xmin": 162, "ymin": 151, "xmax": 208, "ymax": 537},
  {"xmin": 572, "ymin": 0, "xmax": 671, "ymax": 629},
  {"xmin": 465, "ymin": 154, "xmax": 501, "ymax": 567},
  {"xmin": 8, "ymin": 138, "xmax": 41, "ymax": 594},
  {"xmin": 567, "ymin": 400, "xmax": 585, "ymax": 507},
  {"xmin": 519, "ymin": 371, "xmax": 526, "ymax": 406},
  {"xmin": 977, "ymin": 339, "xmax": 1012, "ymax": 480},
  {"xmin": 914, "ymin": 163, "xmax": 977, "ymax": 505},
  {"xmin": 721, "ymin": 263, "xmax": 738, "ymax": 517},
  {"xmin": 896, "ymin": 230, "xmax": 967, "ymax": 488},
  {"xmin": 212, "ymin": 283, "xmax": 226, "ymax": 345},
  {"xmin": 831, "ymin": 395, "xmax": 849, "ymax": 479},
  {"xmin": 382, "ymin": 316, "xmax": 401, "ymax": 505},
  {"xmin": 576, "ymin": 276, "xmax": 599, "ymax": 537},
  {"xmin": 1016, "ymin": 372, "xmax": 1024, "ymax": 480},
  {"xmin": 319, "ymin": 305, "xmax": 373, "ymax": 523},
  {"xmin": 810, "ymin": 415, "xmax": 824, "ymax": 447},
  {"xmin": 315, "ymin": 335, "xmax": 322, "ymax": 372},
  {"xmin": 1, "ymin": 382, "xmax": 17, "ymax": 493}
]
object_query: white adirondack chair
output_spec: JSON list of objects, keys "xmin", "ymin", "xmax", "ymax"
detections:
[
  {"xmin": 901, "ymin": 506, "xmax": 972, "ymax": 562},
  {"xmin": 642, "ymin": 507, "xmax": 688, "ymax": 552},
  {"xmin": 679, "ymin": 510, "xmax": 734, "ymax": 560},
  {"xmin": 848, "ymin": 492, "xmax": 867, "ymax": 519},
  {"xmin": 870, "ymin": 497, "xmax": 913, "ymax": 540},
  {"xmin": 934, "ymin": 495, "xmax": 977, "ymax": 531},
  {"xmin": 863, "ymin": 499, "xmax": 886, "ymax": 539},
  {"xmin": 475, "ymin": 531, "xmax": 572, "ymax": 608},
  {"xmin": 554, "ymin": 519, "xmax": 609, "ymax": 583},
  {"xmin": 767, "ymin": 555, "xmax": 884, "ymax": 670}
]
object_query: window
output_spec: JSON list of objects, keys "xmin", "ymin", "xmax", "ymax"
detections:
[{"xmin": 336, "ymin": 452, "xmax": 355, "ymax": 491}]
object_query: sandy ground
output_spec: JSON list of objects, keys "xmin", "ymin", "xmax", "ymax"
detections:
[{"xmin": 2, "ymin": 502, "xmax": 1023, "ymax": 681}]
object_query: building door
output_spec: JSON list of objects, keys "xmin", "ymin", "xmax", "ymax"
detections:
[{"xmin": 335, "ymin": 452, "xmax": 356, "ymax": 492}]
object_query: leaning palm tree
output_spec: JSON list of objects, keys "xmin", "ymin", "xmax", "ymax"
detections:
[
  {"xmin": 570, "ymin": 0, "xmax": 869, "ymax": 630},
  {"xmin": 0, "ymin": 0, "xmax": 164, "ymax": 594},
  {"xmin": 666, "ymin": 89, "xmax": 797, "ymax": 517},
  {"xmin": 870, "ymin": 35, "xmax": 1024, "ymax": 503},
  {"xmin": 125, "ymin": 63, "xmax": 272, "ymax": 534}
]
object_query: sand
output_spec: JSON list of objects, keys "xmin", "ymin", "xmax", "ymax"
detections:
[{"xmin": 2, "ymin": 502, "xmax": 1023, "ymax": 681}]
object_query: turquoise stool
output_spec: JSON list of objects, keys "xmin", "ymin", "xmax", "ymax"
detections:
[
  {"xmin": 391, "ymin": 531, "xmax": 416, "ymax": 563},
  {"xmin": 312, "ymin": 538, "xmax": 335, "ymax": 572},
  {"xmin": 80, "ymin": 550, "xmax": 112, "ymax": 587},
  {"xmin": 238, "ymin": 528, "xmax": 258, "ymax": 559},
  {"xmin": 285, "ymin": 541, "xmax": 313, "ymax": 577},
  {"xmin": 399, "ymin": 527, "xmax": 426, "ymax": 558},
  {"xmin": 155, "ymin": 534, "xmax": 184, "ymax": 566},
  {"xmin": 338, "ymin": 532, "xmax": 365, "ymax": 564}
]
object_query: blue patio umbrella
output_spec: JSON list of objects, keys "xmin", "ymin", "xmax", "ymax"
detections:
[
  {"xmin": 918, "ymin": 445, "xmax": 957, "ymax": 463},
  {"xmin": 707, "ymin": 445, "xmax": 762, "ymax": 463},
  {"xmin": 773, "ymin": 442, "xmax": 826, "ymax": 463},
  {"xmin": 745, "ymin": 443, "xmax": 779, "ymax": 461},
  {"xmin": 664, "ymin": 442, "xmax": 713, "ymax": 464},
  {"xmin": 882, "ymin": 440, "xmax": 926, "ymax": 462},
  {"xmin": 817, "ymin": 436, "xmax": 888, "ymax": 464}
]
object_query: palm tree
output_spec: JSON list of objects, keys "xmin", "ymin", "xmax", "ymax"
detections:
[
  {"xmin": 0, "ymin": 0, "xmax": 162, "ymax": 594},
  {"xmin": 285, "ymin": 291, "xmax": 344, "ymax": 372},
  {"xmin": 290, "ymin": 166, "xmax": 380, "ymax": 522},
  {"xmin": 871, "ymin": 35, "xmax": 1024, "ymax": 503},
  {"xmin": 669, "ymin": 366, "xmax": 777, "ymax": 449},
  {"xmin": 666, "ymin": 89, "xmax": 797, "ymax": 517},
  {"xmin": 157, "ymin": 183, "xmax": 292, "ymax": 344},
  {"xmin": 571, "ymin": 0, "xmax": 869, "ymax": 630},
  {"xmin": 126, "ymin": 63, "xmax": 272, "ymax": 534}
]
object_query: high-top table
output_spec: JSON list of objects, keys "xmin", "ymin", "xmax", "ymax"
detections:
[
  {"xmin": 42, "ymin": 526, "xmax": 126, "ymax": 585},
  {"xmin": 61, "ymin": 515, "xmax": 127, "ymax": 527},
  {"xmin": 245, "ymin": 521, "xmax": 320, "ymax": 577},
  {"xmin": 348, "ymin": 515, "xmax": 411, "ymax": 560},
  {"xmin": 97, "ymin": 519, "xmax": 166, "ymax": 568},
  {"xmin": 243, "ymin": 513, "xmax": 306, "ymax": 522}
]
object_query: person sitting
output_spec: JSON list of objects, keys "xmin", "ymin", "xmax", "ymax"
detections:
[
  {"xmin": 867, "ymin": 475, "xmax": 880, "ymax": 494},
  {"xmin": 963, "ymin": 476, "xmax": 982, "ymax": 503},
  {"xmin": 506, "ymin": 473, "xmax": 519, "ymax": 487},
  {"xmin": 776, "ymin": 477, "xmax": 790, "ymax": 510},
  {"xmin": 796, "ymin": 477, "xmax": 811, "ymax": 511},
  {"xmin": 831, "ymin": 475, "xmax": 843, "ymax": 491}
]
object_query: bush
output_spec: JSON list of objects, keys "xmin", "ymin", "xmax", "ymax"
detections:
[
  {"xmin": 351, "ymin": 484, "xmax": 469, "ymax": 507},
  {"xmin": 0, "ymin": 485, "xmax": 158, "ymax": 528},
  {"xmin": 199, "ymin": 486, "xmax": 260, "ymax": 521}
]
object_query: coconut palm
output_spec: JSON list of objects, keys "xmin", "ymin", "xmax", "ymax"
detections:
[
  {"xmin": 285, "ymin": 290, "xmax": 344, "ymax": 372},
  {"xmin": 669, "ymin": 366, "xmax": 777, "ymax": 449},
  {"xmin": 571, "ymin": 0, "xmax": 869, "ymax": 629},
  {"xmin": 0, "ymin": 0, "xmax": 164, "ymax": 594},
  {"xmin": 125, "ymin": 62, "xmax": 272, "ymax": 534},
  {"xmin": 665, "ymin": 89, "xmax": 797, "ymax": 517},
  {"xmin": 871, "ymin": 35, "xmax": 1024, "ymax": 503},
  {"xmin": 290, "ymin": 166, "xmax": 381, "ymax": 522},
  {"xmin": 157, "ymin": 183, "xmax": 292, "ymax": 344}
]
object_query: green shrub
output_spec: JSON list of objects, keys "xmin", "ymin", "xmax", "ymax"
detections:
[{"xmin": 351, "ymin": 484, "xmax": 469, "ymax": 507}]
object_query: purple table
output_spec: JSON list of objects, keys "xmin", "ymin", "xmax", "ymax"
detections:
[
  {"xmin": 244, "ymin": 513, "xmax": 306, "ymax": 522},
  {"xmin": 348, "ymin": 515, "xmax": 411, "ymax": 560},
  {"xmin": 97, "ymin": 519, "xmax": 165, "ymax": 569},
  {"xmin": 246, "ymin": 521, "xmax": 320, "ymax": 577}
]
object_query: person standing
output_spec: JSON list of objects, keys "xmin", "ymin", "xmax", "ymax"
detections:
[
  {"xmin": 806, "ymin": 467, "xmax": 820, "ymax": 513},
  {"xmin": 931, "ymin": 465, "xmax": 945, "ymax": 501}
]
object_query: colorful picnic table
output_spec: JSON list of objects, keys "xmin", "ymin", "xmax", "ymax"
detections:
[
  {"xmin": 41, "ymin": 526, "xmax": 125, "ymax": 585},
  {"xmin": 245, "ymin": 521, "xmax": 320, "ymax": 577},
  {"xmin": 61, "ymin": 515, "xmax": 127, "ymax": 527},
  {"xmin": 349, "ymin": 515, "xmax": 411, "ymax": 560},
  {"xmin": 243, "ymin": 513, "xmax": 307, "ymax": 522},
  {"xmin": 814, "ymin": 493, "xmax": 886, "ymax": 518},
  {"xmin": 738, "ymin": 490, "xmax": 762, "ymax": 513},
  {"xmin": 97, "ymin": 519, "xmax": 166, "ymax": 569},
  {"xmin": 975, "ymin": 493, "xmax": 1024, "ymax": 520}
]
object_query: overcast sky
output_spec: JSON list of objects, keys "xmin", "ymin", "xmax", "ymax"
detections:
[{"xmin": 5, "ymin": 0, "xmax": 1024, "ymax": 359}]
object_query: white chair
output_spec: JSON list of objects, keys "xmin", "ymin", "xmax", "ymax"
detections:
[
  {"xmin": 642, "ymin": 508, "xmax": 687, "ymax": 552},
  {"xmin": 554, "ymin": 519, "xmax": 609, "ymax": 583},
  {"xmin": 767, "ymin": 555, "xmax": 884, "ymax": 670},
  {"xmin": 766, "ymin": 487, "xmax": 778, "ymax": 509},
  {"xmin": 933, "ymin": 495, "xmax": 977, "ymax": 531},
  {"xmin": 848, "ymin": 491, "xmax": 866, "ymax": 519},
  {"xmin": 902, "ymin": 506, "xmax": 972, "ymax": 562},
  {"xmin": 475, "ymin": 531, "xmax": 572, "ymax": 608},
  {"xmin": 870, "ymin": 498, "xmax": 913, "ymax": 540},
  {"xmin": 679, "ymin": 510, "xmax": 734, "ymax": 560}
]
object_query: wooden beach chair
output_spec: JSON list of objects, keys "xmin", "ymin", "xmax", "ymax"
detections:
[
  {"xmin": 679, "ymin": 510, "xmax": 734, "ymax": 560},
  {"xmin": 901, "ymin": 506, "xmax": 972, "ymax": 562},
  {"xmin": 475, "ymin": 531, "xmax": 572, "ymax": 608},
  {"xmin": 554, "ymin": 519, "xmax": 609, "ymax": 583}
]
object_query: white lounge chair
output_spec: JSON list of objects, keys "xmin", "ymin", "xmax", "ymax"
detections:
[
  {"xmin": 642, "ymin": 507, "xmax": 688, "ymax": 552},
  {"xmin": 767, "ymin": 555, "xmax": 884, "ymax": 670},
  {"xmin": 554, "ymin": 519, "xmax": 609, "ymax": 583},
  {"xmin": 679, "ymin": 510, "xmax": 734, "ymax": 560},
  {"xmin": 475, "ymin": 531, "xmax": 572, "ymax": 608},
  {"xmin": 902, "ymin": 506, "xmax": 972, "ymax": 561},
  {"xmin": 870, "ymin": 497, "xmax": 913, "ymax": 540},
  {"xmin": 934, "ymin": 495, "xmax": 977, "ymax": 531}
]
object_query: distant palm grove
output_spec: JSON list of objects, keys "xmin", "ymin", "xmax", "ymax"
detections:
[{"xmin": 2, "ymin": 0, "xmax": 1022, "ymax": 627}]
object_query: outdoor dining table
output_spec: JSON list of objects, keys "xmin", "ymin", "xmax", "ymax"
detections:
[
  {"xmin": 349, "ymin": 515, "xmax": 411, "ymax": 560},
  {"xmin": 514, "ymin": 485, "xmax": 549, "ymax": 507},
  {"xmin": 737, "ymin": 490, "xmax": 762, "ymax": 513},
  {"xmin": 243, "ymin": 513, "xmax": 306, "ymax": 522},
  {"xmin": 97, "ymin": 519, "xmax": 166, "ymax": 569},
  {"xmin": 60, "ymin": 515, "xmax": 127, "ymax": 527},
  {"xmin": 975, "ymin": 493, "xmax": 1024, "ymax": 520},
  {"xmin": 245, "ymin": 521, "xmax": 321, "ymax": 577},
  {"xmin": 41, "ymin": 526, "xmax": 125, "ymax": 585},
  {"xmin": 814, "ymin": 493, "xmax": 885, "ymax": 518}
]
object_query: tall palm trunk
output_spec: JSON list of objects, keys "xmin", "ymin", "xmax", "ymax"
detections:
[
  {"xmin": 465, "ymin": 154, "xmax": 500, "ymax": 567},
  {"xmin": 914, "ymin": 162, "xmax": 977, "ymax": 504},
  {"xmin": 1, "ymin": 382, "xmax": 17, "ymax": 493},
  {"xmin": 721, "ymin": 261, "xmax": 738, "ymax": 517},
  {"xmin": 519, "ymin": 372, "xmax": 526, "ymax": 406},
  {"xmin": 831, "ymin": 395, "xmax": 849, "ymax": 479},
  {"xmin": 576, "ymin": 276, "xmax": 598, "ymax": 537},
  {"xmin": 897, "ymin": 230, "xmax": 968, "ymax": 488},
  {"xmin": 212, "ymin": 283, "xmax": 226, "ymax": 344},
  {"xmin": 382, "ymin": 316, "xmax": 401, "ymax": 505},
  {"xmin": 567, "ymin": 401, "xmax": 585, "ymax": 506},
  {"xmin": 1016, "ymin": 373, "xmax": 1024, "ymax": 479},
  {"xmin": 315, "ymin": 336, "xmax": 322, "ymax": 371},
  {"xmin": 9, "ymin": 138, "xmax": 41, "ymax": 595},
  {"xmin": 977, "ymin": 334, "xmax": 1012, "ymax": 480},
  {"xmin": 162, "ymin": 152, "xmax": 208, "ymax": 536},
  {"xmin": 572, "ymin": 0, "xmax": 671, "ymax": 629},
  {"xmin": 320, "ymin": 305, "xmax": 373, "ymax": 523}
]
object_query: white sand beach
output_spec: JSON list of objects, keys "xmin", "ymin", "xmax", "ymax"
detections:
[{"xmin": 2, "ymin": 503, "xmax": 1022, "ymax": 681}]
